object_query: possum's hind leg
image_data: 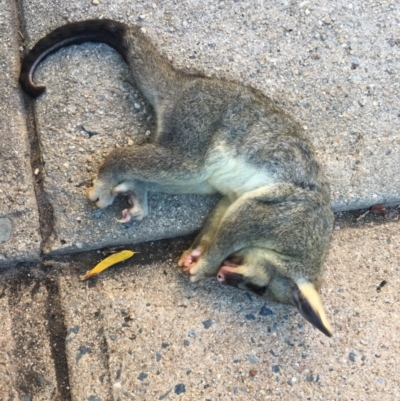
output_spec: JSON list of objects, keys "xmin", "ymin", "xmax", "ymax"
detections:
[
  {"xmin": 178, "ymin": 196, "xmax": 231, "ymax": 268},
  {"xmin": 184, "ymin": 184, "xmax": 297, "ymax": 282}
]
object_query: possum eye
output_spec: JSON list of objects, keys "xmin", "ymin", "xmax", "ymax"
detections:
[{"xmin": 244, "ymin": 282, "xmax": 267, "ymax": 296}]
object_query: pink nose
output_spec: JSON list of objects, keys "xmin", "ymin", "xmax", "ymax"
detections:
[
  {"xmin": 217, "ymin": 265, "xmax": 234, "ymax": 284},
  {"xmin": 217, "ymin": 272, "xmax": 225, "ymax": 283}
]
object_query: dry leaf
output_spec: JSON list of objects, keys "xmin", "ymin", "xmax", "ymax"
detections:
[{"xmin": 80, "ymin": 250, "xmax": 135, "ymax": 281}]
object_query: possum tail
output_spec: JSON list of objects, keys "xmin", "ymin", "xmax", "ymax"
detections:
[
  {"xmin": 20, "ymin": 19, "xmax": 177, "ymax": 108},
  {"xmin": 20, "ymin": 19, "xmax": 129, "ymax": 98}
]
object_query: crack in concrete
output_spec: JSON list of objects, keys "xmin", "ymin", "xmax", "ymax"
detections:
[
  {"xmin": 5, "ymin": 263, "xmax": 72, "ymax": 400},
  {"xmin": 44, "ymin": 272, "xmax": 72, "ymax": 401},
  {"xmin": 14, "ymin": 0, "xmax": 55, "ymax": 254}
]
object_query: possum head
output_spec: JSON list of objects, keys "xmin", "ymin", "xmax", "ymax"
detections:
[{"xmin": 217, "ymin": 255, "xmax": 333, "ymax": 337}]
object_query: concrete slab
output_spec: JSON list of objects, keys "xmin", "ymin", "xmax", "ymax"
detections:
[
  {"xmin": 0, "ymin": 215, "xmax": 398, "ymax": 400},
  {"xmin": 20, "ymin": 0, "xmax": 400, "ymax": 255},
  {"xmin": 0, "ymin": 0, "xmax": 41, "ymax": 267},
  {"xmin": 0, "ymin": 296, "xmax": 18, "ymax": 400},
  {"xmin": 0, "ymin": 269, "xmax": 59, "ymax": 400},
  {"xmin": 51, "ymin": 219, "xmax": 399, "ymax": 400}
]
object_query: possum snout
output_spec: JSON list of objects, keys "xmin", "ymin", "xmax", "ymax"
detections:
[{"xmin": 217, "ymin": 265, "xmax": 243, "ymax": 287}]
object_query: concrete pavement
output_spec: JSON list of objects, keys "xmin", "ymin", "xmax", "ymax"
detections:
[
  {"xmin": 7, "ymin": 0, "xmax": 400, "ymax": 258},
  {"xmin": 1, "ymin": 219, "xmax": 400, "ymax": 400},
  {"xmin": 0, "ymin": 0, "xmax": 41, "ymax": 267},
  {"xmin": 0, "ymin": 0, "xmax": 399, "ymax": 399}
]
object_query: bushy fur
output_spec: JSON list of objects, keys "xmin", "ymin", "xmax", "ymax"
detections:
[{"xmin": 20, "ymin": 19, "xmax": 334, "ymax": 336}]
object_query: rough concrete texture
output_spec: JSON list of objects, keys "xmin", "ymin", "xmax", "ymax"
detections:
[
  {"xmin": 0, "ymin": 220, "xmax": 399, "ymax": 400},
  {"xmin": 0, "ymin": 0, "xmax": 41, "ymax": 267},
  {"xmin": 0, "ymin": 271, "xmax": 59, "ymax": 400},
  {"xmin": 0, "ymin": 0, "xmax": 398, "ymax": 399},
  {"xmin": 19, "ymin": 0, "xmax": 400, "ymax": 255},
  {"xmin": 0, "ymin": 0, "xmax": 397, "ymax": 398},
  {"xmin": 0, "ymin": 296, "xmax": 18, "ymax": 399}
]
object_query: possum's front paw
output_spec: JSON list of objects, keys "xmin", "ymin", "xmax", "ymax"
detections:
[
  {"xmin": 114, "ymin": 185, "xmax": 148, "ymax": 223},
  {"xmin": 118, "ymin": 199, "xmax": 147, "ymax": 223},
  {"xmin": 88, "ymin": 180, "xmax": 148, "ymax": 222},
  {"xmin": 88, "ymin": 181, "xmax": 116, "ymax": 209}
]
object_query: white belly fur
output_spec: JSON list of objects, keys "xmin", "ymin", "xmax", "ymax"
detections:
[{"xmin": 207, "ymin": 157, "xmax": 273, "ymax": 199}]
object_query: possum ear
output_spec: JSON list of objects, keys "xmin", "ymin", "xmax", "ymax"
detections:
[{"xmin": 293, "ymin": 281, "xmax": 333, "ymax": 337}]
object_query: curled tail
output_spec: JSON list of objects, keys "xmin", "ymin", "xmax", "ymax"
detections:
[
  {"xmin": 20, "ymin": 19, "xmax": 129, "ymax": 98},
  {"xmin": 20, "ymin": 19, "xmax": 178, "ymax": 108}
]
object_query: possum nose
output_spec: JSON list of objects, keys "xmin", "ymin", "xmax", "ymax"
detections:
[
  {"xmin": 217, "ymin": 271, "xmax": 226, "ymax": 283},
  {"xmin": 217, "ymin": 265, "xmax": 232, "ymax": 283},
  {"xmin": 217, "ymin": 265, "xmax": 236, "ymax": 284},
  {"xmin": 217, "ymin": 265, "xmax": 243, "ymax": 288}
]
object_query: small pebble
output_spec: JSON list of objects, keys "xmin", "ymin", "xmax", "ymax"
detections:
[
  {"xmin": 174, "ymin": 383, "xmax": 186, "ymax": 395},
  {"xmin": 245, "ymin": 314, "xmax": 256, "ymax": 320},
  {"xmin": 246, "ymin": 354, "xmax": 257, "ymax": 364},
  {"xmin": 349, "ymin": 352, "xmax": 356, "ymax": 362},
  {"xmin": 202, "ymin": 319, "xmax": 212, "ymax": 329},
  {"xmin": 259, "ymin": 306, "xmax": 274, "ymax": 316},
  {"xmin": 272, "ymin": 365, "xmax": 280, "ymax": 373},
  {"xmin": 249, "ymin": 369, "xmax": 257, "ymax": 377},
  {"xmin": 137, "ymin": 372, "xmax": 148, "ymax": 381},
  {"xmin": 94, "ymin": 210, "xmax": 103, "ymax": 218}
]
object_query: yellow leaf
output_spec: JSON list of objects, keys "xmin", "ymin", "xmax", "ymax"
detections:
[{"xmin": 80, "ymin": 250, "xmax": 135, "ymax": 281}]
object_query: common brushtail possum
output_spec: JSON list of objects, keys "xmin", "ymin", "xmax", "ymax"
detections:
[{"xmin": 20, "ymin": 19, "xmax": 334, "ymax": 336}]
